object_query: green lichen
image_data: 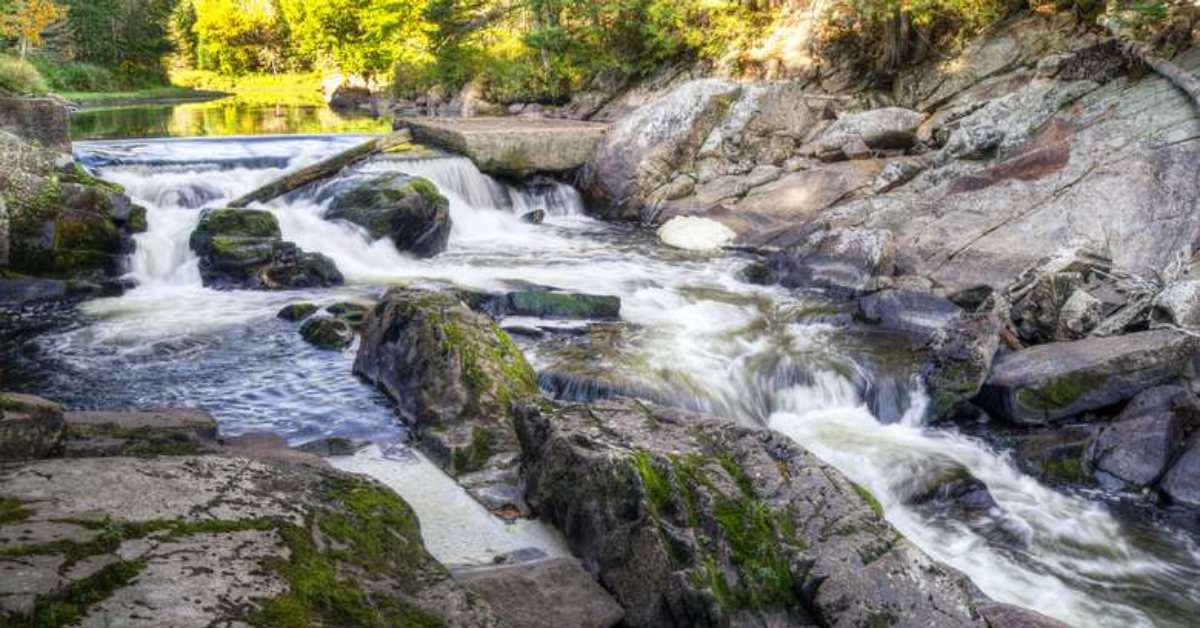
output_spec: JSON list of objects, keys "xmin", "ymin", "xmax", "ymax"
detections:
[
  {"xmin": 633, "ymin": 451, "xmax": 673, "ymax": 515},
  {"xmin": 852, "ymin": 483, "xmax": 885, "ymax": 519},
  {"xmin": 1016, "ymin": 370, "xmax": 1109, "ymax": 413}
]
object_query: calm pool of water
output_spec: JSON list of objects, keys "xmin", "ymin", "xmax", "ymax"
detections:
[{"xmin": 71, "ymin": 97, "xmax": 392, "ymax": 140}]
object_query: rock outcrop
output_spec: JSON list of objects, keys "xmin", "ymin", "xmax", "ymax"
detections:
[
  {"xmin": 0, "ymin": 399, "xmax": 503, "ymax": 627},
  {"xmin": 188, "ymin": 208, "xmax": 343, "ymax": 290},
  {"xmin": 321, "ymin": 172, "xmax": 452, "ymax": 258},
  {"xmin": 0, "ymin": 97, "xmax": 70, "ymax": 151},
  {"xmin": 398, "ymin": 116, "xmax": 608, "ymax": 177},
  {"xmin": 354, "ymin": 288, "xmax": 540, "ymax": 512},
  {"xmin": 516, "ymin": 397, "xmax": 1030, "ymax": 627}
]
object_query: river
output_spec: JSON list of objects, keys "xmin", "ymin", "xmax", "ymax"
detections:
[{"xmin": 4, "ymin": 104, "xmax": 1200, "ymax": 627}]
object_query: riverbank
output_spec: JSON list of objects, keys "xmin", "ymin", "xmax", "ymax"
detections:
[{"xmin": 62, "ymin": 86, "xmax": 227, "ymax": 110}]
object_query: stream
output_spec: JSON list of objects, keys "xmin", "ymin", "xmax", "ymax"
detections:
[{"xmin": 5, "ymin": 126, "xmax": 1200, "ymax": 627}]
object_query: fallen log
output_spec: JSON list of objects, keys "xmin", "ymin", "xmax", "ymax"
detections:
[
  {"xmin": 1102, "ymin": 17, "xmax": 1200, "ymax": 111},
  {"xmin": 227, "ymin": 130, "xmax": 413, "ymax": 208}
]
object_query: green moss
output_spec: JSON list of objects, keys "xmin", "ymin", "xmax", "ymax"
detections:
[
  {"xmin": 61, "ymin": 164, "xmax": 124, "ymax": 193},
  {"xmin": 20, "ymin": 560, "xmax": 147, "ymax": 628},
  {"xmin": 1040, "ymin": 457, "xmax": 1087, "ymax": 483},
  {"xmin": 196, "ymin": 208, "xmax": 281, "ymax": 240},
  {"xmin": 852, "ymin": 483, "xmax": 884, "ymax": 519},
  {"xmin": 126, "ymin": 205, "xmax": 148, "ymax": 233},
  {"xmin": 0, "ymin": 498, "xmax": 34, "ymax": 525},
  {"xmin": 451, "ymin": 426, "xmax": 497, "ymax": 474},
  {"xmin": 632, "ymin": 451, "xmax": 673, "ymax": 515},
  {"xmin": 402, "ymin": 177, "xmax": 450, "ymax": 212},
  {"xmin": 712, "ymin": 498, "xmax": 796, "ymax": 609},
  {"xmin": 1016, "ymin": 371, "xmax": 1109, "ymax": 413}
]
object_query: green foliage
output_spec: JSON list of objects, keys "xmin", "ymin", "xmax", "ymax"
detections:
[
  {"xmin": 59, "ymin": 0, "xmax": 177, "ymax": 86},
  {"xmin": 28, "ymin": 54, "xmax": 117, "ymax": 91},
  {"xmin": 0, "ymin": 54, "xmax": 47, "ymax": 94}
]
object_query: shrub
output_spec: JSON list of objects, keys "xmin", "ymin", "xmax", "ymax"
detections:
[
  {"xmin": 28, "ymin": 55, "xmax": 119, "ymax": 92},
  {"xmin": 0, "ymin": 56, "xmax": 48, "ymax": 95}
]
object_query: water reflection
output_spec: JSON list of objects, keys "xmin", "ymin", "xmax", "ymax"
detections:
[{"xmin": 72, "ymin": 97, "xmax": 391, "ymax": 140}]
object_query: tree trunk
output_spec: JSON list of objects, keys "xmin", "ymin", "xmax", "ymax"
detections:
[{"xmin": 227, "ymin": 130, "xmax": 412, "ymax": 208}]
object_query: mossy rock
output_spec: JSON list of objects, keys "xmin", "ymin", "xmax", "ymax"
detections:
[
  {"xmin": 190, "ymin": 208, "xmax": 281, "ymax": 248},
  {"xmin": 324, "ymin": 173, "xmax": 451, "ymax": 258},
  {"xmin": 299, "ymin": 316, "xmax": 354, "ymax": 351},
  {"xmin": 278, "ymin": 302, "xmax": 319, "ymax": 321},
  {"xmin": 504, "ymin": 290, "xmax": 621, "ymax": 320}
]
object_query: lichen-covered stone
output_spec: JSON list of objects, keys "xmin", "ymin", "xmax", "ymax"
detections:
[
  {"xmin": 323, "ymin": 173, "xmax": 451, "ymax": 258},
  {"xmin": 354, "ymin": 288, "xmax": 539, "ymax": 509},
  {"xmin": 516, "ymin": 397, "xmax": 996, "ymax": 627}
]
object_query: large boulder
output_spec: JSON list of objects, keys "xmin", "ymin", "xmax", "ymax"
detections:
[
  {"xmin": 0, "ymin": 453, "xmax": 502, "ymax": 626},
  {"xmin": 856, "ymin": 289, "xmax": 964, "ymax": 342},
  {"xmin": 453, "ymin": 557, "xmax": 624, "ymax": 628},
  {"xmin": 976, "ymin": 330, "xmax": 1199, "ymax": 425},
  {"xmin": 579, "ymin": 79, "xmax": 742, "ymax": 221},
  {"xmin": 323, "ymin": 173, "xmax": 451, "ymax": 258},
  {"xmin": 1089, "ymin": 386, "xmax": 1199, "ymax": 489},
  {"xmin": 516, "ymin": 398, "xmax": 998, "ymax": 627},
  {"xmin": 354, "ymin": 288, "xmax": 539, "ymax": 510},
  {"xmin": 188, "ymin": 208, "xmax": 343, "ymax": 290},
  {"xmin": 758, "ymin": 227, "xmax": 896, "ymax": 296},
  {"xmin": 0, "ymin": 392, "xmax": 64, "ymax": 460},
  {"xmin": 1161, "ymin": 433, "xmax": 1200, "ymax": 507},
  {"xmin": 809, "ymin": 107, "xmax": 925, "ymax": 161}
]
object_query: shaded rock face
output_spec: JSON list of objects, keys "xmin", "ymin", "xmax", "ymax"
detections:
[
  {"xmin": 323, "ymin": 172, "xmax": 451, "ymax": 258},
  {"xmin": 354, "ymin": 288, "xmax": 539, "ymax": 509},
  {"xmin": 0, "ymin": 98, "xmax": 70, "ymax": 151},
  {"xmin": 453, "ymin": 557, "xmax": 625, "ymax": 628},
  {"xmin": 0, "ymin": 392, "xmax": 65, "ymax": 460},
  {"xmin": 810, "ymin": 107, "xmax": 924, "ymax": 161},
  {"xmin": 0, "ymin": 453, "xmax": 501, "ymax": 627},
  {"xmin": 759, "ymin": 227, "xmax": 896, "ymax": 297},
  {"xmin": 976, "ymin": 330, "xmax": 1199, "ymax": 425},
  {"xmin": 1162, "ymin": 433, "xmax": 1200, "ymax": 508},
  {"xmin": 516, "ymin": 398, "xmax": 996, "ymax": 628},
  {"xmin": 922, "ymin": 304, "xmax": 1003, "ymax": 419},
  {"xmin": 1089, "ymin": 386, "xmax": 1199, "ymax": 489},
  {"xmin": 188, "ymin": 208, "xmax": 343, "ymax": 290}
]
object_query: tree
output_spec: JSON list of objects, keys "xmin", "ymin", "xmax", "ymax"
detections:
[
  {"xmin": 0, "ymin": 0, "xmax": 67, "ymax": 59},
  {"xmin": 192, "ymin": 0, "xmax": 291, "ymax": 74},
  {"xmin": 279, "ymin": 0, "xmax": 433, "ymax": 79}
]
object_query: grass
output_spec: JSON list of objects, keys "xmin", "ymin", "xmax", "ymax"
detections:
[
  {"xmin": 60, "ymin": 86, "xmax": 226, "ymax": 108},
  {"xmin": 0, "ymin": 55, "xmax": 48, "ymax": 96},
  {"xmin": 171, "ymin": 70, "xmax": 327, "ymax": 106}
]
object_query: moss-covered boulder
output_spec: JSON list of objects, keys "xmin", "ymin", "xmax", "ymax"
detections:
[
  {"xmin": 6, "ymin": 178, "xmax": 142, "ymax": 281},
  {"xmin": 189, "ymin": 208, "xmax": 343, "ymax": 290},
  {"xmin": 61, "ymin": 408, "xmax": 220, "ymax": 458},
  {"xmin": 976, "ymin": 330, "xmax": 1199, "ymax": 425},
  {"xmin": 461, "ymin": 288, "xmax": 621, "ymax": 320},
  {"xmin": 354, "ymin": 287, "xmax": 538, "ymax": 512},
  {"xmin": 323, "ymin": 173, "xmax": 451, "ymax": 258},
  {"xmin": 299, "ymin": 316, "xmax": 354, "ymax": 350},
  {"xmin": 515, "ymin": 398, "xmax": 1032, "ymax": 627},
  {"xmin": 0, "ymin": 392, "xmax": 64, "ymax": 460},
  {"xmin": 0, "ymin": 452, "xmax": 502, "ymax": 627}
]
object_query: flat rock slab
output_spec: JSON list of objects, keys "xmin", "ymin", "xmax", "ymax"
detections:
[
  {"xmin": 397, "ymin": 117, "xmax": 608, "ymax": 176},
  {"xmin": 454, "ymin": 557, "xmax": 624, "ymax": 628},
  {"xmin": 63, "ymin": 408, "xmax": 219, "ymax": 457}
]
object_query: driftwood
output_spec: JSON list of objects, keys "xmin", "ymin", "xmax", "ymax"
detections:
[
  {"xmin": 227, "ymin": 130, "xmax": 412, "ymax": 208},
  {"xmin": 1103, "ymin": 18, "xmax": 1200, "ymax": 110}
]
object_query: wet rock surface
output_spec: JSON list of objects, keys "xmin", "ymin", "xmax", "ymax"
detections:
[
  {"xmin": 322, "ymin": 172, "xmax": 451, "ymax": 258},
  {"xmin": 516, "ymin": 397, "xmax": 1012, "ymax": 627},
  {"xmin": 189, "ymin": 208, "xmax": 344, "ymax": 290},
  {"xmin": 354, "ymin": 287, "xmax": 539, "ymax": 511},
  {"xmin": 453, "ymin": 556, "xmax": 625, "ymax": 628}
]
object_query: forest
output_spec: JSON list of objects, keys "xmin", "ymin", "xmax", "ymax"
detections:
[{"xmin": 0, "ymin": 0, "xmax": 1195, "ymax": 102}]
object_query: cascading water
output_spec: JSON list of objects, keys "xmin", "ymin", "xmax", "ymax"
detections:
[{"xmin": 7, "ymin": 133, "xmax": 1200, "ymax": 625}]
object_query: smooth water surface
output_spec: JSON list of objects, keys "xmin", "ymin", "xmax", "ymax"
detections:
[{"xmin": 4, "ymin": 131, "xmax": 1200, "ymax": 626}]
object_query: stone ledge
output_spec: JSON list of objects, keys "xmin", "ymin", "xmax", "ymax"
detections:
[{"xmin": 396, "ymin": 116, "xmax": 608, "ymax": 176}]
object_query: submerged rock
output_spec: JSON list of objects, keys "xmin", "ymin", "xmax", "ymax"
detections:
[
  {"xmin": 354, "ymin": 288, "xmax": 539, "ymax": 509},
  {"xmin": 323, "ymin": 172, "xmax": 451, "ymax": 258},
  {"xmin": 516, "ymin": 397, "xmax": 998, "ymax": 627},
  {"xmin": 520, "ymin": 210, "xmax": 546, "ymax": 224},
  {"xmin": 276, "ymin": 302, "xmax": 318, "ymax": 321},
  {"xmin": 189, "ymin": 208, "xmax": 343, "ymax": 290},
  {"xmin": 0, "ymin": 392, "xmax": 65, "ymax": 460},
  {"xmin": 464, "ymin": 288, "xmax": 622, "ymax": 320},
  {"xmin": 976, "ymin": 330, "xmax": 1199, "ymax": 425},
  {"xmin": 299, "ymin": 316, "xmax": 355, "ymax": 350}
]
